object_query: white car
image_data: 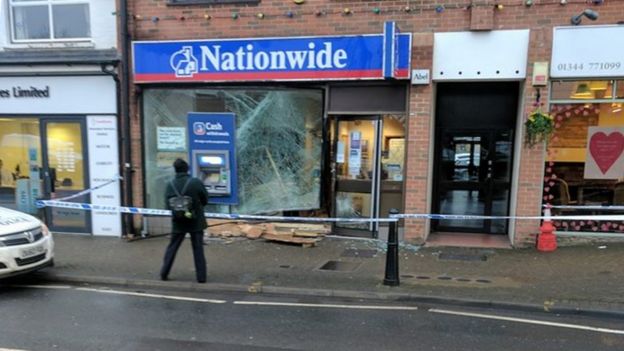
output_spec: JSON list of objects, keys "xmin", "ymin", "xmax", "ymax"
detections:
[{"xmin": 0, "ymin": 206, "xmax": 54, "ymax": 279}]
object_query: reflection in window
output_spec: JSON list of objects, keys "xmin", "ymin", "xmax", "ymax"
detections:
[
  {"xmin": 143, "ymin": 88, "xmax": 323, "ymax": 214},
  {"xmin": 10, "ymin": 0, "xmax": 90, "ymax": 41},
  {"xmin": 544, "ymin": 102, "xmax": 624, "ymax": 234},
  {"xmin": 0, "ymin": 118, "xmax": 42, "ymax": 213}
]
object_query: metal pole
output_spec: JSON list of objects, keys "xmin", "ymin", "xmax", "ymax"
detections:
[{"xmin": 383, "ymin": 208, "xmax": 400, "ymax": 286}]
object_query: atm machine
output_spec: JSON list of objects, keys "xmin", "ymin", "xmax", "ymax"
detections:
[{"xmin": 191, "ymin": 150, "xmax": 231, "ymax": 196}]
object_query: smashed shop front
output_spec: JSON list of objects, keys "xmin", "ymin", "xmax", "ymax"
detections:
[{"xmin": 133, "ymin": 23, "xmax": 412, "ymax": 236}]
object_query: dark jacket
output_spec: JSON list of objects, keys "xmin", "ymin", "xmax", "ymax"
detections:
[{"xmin": 165, "ymin": 173, "xmax": 209, "ymax": 233}]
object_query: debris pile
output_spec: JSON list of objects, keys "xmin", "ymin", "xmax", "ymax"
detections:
[{"xmin": 207, "ymin": 220, "xmax": 330, "ymax": 247}]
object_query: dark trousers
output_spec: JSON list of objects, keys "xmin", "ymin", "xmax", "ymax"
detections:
[{"xmin": 160, "ymin": 230, "xmax": 207, "ymax": 282}]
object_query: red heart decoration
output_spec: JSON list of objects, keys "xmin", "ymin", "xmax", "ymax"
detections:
[
  {"xmin": 544, "ymin": 187, "xmax": 550, "ymax": 192},
  {"xmin": 589, "ymin": 132, "xmax": 624, "ymax": 174}
]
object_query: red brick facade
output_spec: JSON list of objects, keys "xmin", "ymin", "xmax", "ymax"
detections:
[{"xmin": 126, "ymin": 0, "xmax": 623, "ymax": 247}]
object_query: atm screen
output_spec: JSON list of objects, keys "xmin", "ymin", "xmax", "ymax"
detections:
[{"xmin": 198, "ymin": 155, "xmax": 225, "ymax": 166}]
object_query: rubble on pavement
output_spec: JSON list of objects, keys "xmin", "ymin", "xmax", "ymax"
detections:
[{"xmin": 207, "ymin": 219, "xmax": 330, "ymax": 247}]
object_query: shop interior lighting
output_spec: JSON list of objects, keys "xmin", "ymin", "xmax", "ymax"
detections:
[
  {"xmin": 571, "ymin": 9, "xmax": 599, "ymax": 25},
  {"xmin": 611, "ymin": 103, "xmax": 622, "ymax": 113},
  {"xmin": 570, "ymin": 82, "xmax": 594, "ymax": 99},
  {"xmin": 589, "ymin": 81, "xmax": 609, "ymax": 91}
]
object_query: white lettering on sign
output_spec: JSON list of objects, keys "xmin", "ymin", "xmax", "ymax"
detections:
[
  {"xmin": 206, "ymin": 122, "xmax": 223, "ymax": 130},
  {"xmin": 200, "ymin": 42, "xmax": 348, "ymax": 72}
]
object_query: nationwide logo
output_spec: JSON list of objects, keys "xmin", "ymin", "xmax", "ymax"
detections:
[
  {"xmin": 170, "ymin": 46, "xmax": 199, "ymax": 78},
  {"xmin": 169, "ymin": 42, "xmax": 349, "ymax": 78},
  {"xmin": 193, "ymin": 122, "xmax": 206, "ymax": 135}
]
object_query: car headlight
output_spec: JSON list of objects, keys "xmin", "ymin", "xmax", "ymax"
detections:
[{"xmin": 41, "ymin": 222, "xmax": 51, "ymax": 237}]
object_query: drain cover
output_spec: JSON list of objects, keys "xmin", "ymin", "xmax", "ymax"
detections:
[
  {"xmin": 341, "ymin": 249, "xmax": 377, "ymax": 258},
  {"xmin": 318, "ymin": 260, "xmax": 361, "ymax": 272},
  {"xmin": 438, "ymin": 253, "xmax": 487, "ymax": 262}
]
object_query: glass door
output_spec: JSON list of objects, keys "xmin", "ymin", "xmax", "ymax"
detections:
[
  {"xmin": 331, "ymin": 116, "xmax": 382, "ymax": 237},
  {"xmin": 41, "ymin": 119, "xmax": 90, "ymax": 233},
  {"xmin": 433, "ymin": 130, "xmax": 513, "ymax": 234}
]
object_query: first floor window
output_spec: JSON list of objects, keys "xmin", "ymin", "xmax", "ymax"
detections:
[{"xmin": 10, "ymin": 0, "xmax": 90, "ymax": 41}]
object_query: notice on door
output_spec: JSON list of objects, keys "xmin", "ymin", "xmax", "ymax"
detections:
[
  {"xmin": 583, "ymin": 127, "xmax": 624, "ymax": 179},
  {"xmin": 87, "ymin": 116, "xmax": 121, "ymax": 236},
  {"xmin": 348, "ymin": 132, "xmax": 362, "ymax": 178}
]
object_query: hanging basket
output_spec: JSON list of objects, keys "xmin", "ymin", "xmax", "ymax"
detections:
[{"xmin": 524, "ymin": 109, "xmax": 555, "ymax": 148}]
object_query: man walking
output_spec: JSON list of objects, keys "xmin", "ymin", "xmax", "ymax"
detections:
[{"xmin": 160, "ymin": 158, "xmax": 209, "ymax": 283}]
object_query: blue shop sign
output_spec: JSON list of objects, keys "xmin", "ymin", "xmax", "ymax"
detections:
[{"xmin": 133, "ymin": 22, "xmax": 411, "ymax": 83}]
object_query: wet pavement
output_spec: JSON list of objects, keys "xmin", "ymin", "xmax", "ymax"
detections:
[{"xmin": 29, "ymin": 233, "xmax": 624, "ymax": 316}]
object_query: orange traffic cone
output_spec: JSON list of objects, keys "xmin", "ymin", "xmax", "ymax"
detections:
[{"xmin": 537, "ymin": 208, "xmax": 557, "ymax": 252}]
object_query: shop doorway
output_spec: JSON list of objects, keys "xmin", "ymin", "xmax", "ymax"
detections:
[
  {"xmin": 433, "ymin": 82, "xmax": 518, "ymax": 234},
  {"xmin": 41, "ymin": 119, "xmax": 90, "ymax": 233},
  {"xmin": 330, "ymin": 115, "xmax": 405, "ymax": 237}
]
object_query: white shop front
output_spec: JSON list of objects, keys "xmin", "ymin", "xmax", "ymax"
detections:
[{"xmin": 0, "ymin": 75, "xmax": 121, "ymax": 236}]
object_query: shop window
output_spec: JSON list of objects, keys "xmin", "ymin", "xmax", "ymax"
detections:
[
  {"xmin": 616, "ymin": 80, "xmax": 624, "ymax": 99},
  {"xmin": 0, "ymin": 118, "xmax": 42, "ymax": 211},
  {"xmin": 550, "ymin": 80, "xmax": 615, "ymax": 100},
  {"xmin": 10, "ymin": 0, "xmax": 90, "ymax": 42},
  {"xmin": 143, "ymin": 88, "xmax": 323, "ymax": 214},
  {"xmin": 545, "ymin": 86, "xmax": 624, "ymax": 233}
]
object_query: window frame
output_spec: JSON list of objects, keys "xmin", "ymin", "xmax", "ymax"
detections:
[{"xmin": 9, "ymin": 0, "xmax": 92, "ymax": 43}]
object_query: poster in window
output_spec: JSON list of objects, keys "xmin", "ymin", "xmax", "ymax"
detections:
[
  {"xmin": 348, "ymin": 131, "xmax": 362, "ymax": 177},
  {"xmin": 583, "ymin": 127, "xmax": 624, "ymax": 179},
  {"xmin": 157, "ymin": 127, "xmax": 186, "ymax": 151}
]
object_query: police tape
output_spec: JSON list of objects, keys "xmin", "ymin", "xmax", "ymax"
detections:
[
  {"xmin": 36, "ymin": 199, "xmax": 624, "ymax": 223},
  {"xmin": 53, "ymin": 176, "xmax": 122, "ymax": 202},
  {"xmin": 35, "ymin": 200, "xmax": 398, "ymax": 223},
  {"xmin": 545, "ymin": 204, "xmax": 624, "ymax": 211}
]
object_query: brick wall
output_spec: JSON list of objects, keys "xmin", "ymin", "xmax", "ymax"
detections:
[{"xmin": 127, "ymin": 0, "xmax": 623, "ymax": 246}]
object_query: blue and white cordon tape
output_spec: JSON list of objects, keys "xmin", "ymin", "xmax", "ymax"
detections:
[{"xmin": 36, "ymin": 179, "xmax": 624, "ymax": 223}]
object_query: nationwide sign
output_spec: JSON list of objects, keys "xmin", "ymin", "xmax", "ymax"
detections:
[{"xmin": 132, "ymin": 22, "xmax": 411, "ymax": 83}]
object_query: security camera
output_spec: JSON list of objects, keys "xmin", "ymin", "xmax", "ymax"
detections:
[{"xmin": 571, "ymin": 9, "xmax": 599, "ymax": 25}]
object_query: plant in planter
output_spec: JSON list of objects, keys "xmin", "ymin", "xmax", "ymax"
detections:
[{"xmin": 524, "ymin": 108, "xmax": 555, "ymax": 147}]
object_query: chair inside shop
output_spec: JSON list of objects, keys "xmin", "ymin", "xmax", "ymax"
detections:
[{"xmin": 551, "ymin": 178, "xmax": 576, "ymax": 206}]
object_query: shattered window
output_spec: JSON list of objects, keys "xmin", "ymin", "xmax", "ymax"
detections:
[{"xmin": 143, "ymin": 88, "xmax": 324, "ymax": 214}]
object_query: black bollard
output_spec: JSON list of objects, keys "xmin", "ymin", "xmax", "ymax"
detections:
[{"xmin": 383, "ymin": 208, "xmax": 400, "ymax": 286}]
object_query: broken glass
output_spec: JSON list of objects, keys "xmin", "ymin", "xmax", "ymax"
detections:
[{"xmin": 143, "ymin": 88, "xmax": 323, "ymax": 215}]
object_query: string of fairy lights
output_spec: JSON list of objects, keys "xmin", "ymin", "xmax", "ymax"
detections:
[{"xmin": 127, "ymin": 0, "xmax": 607, "ymax": 23}]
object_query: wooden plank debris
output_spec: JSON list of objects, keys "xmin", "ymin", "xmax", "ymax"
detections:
[{"xmin": 206, "ymin": 219, "xmax": 329, "ymax": 246}]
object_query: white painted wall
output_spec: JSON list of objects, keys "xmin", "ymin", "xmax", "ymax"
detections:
[{"xmin": 0, "ymin": 0, "xmax": 117, "ymax": 50}]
